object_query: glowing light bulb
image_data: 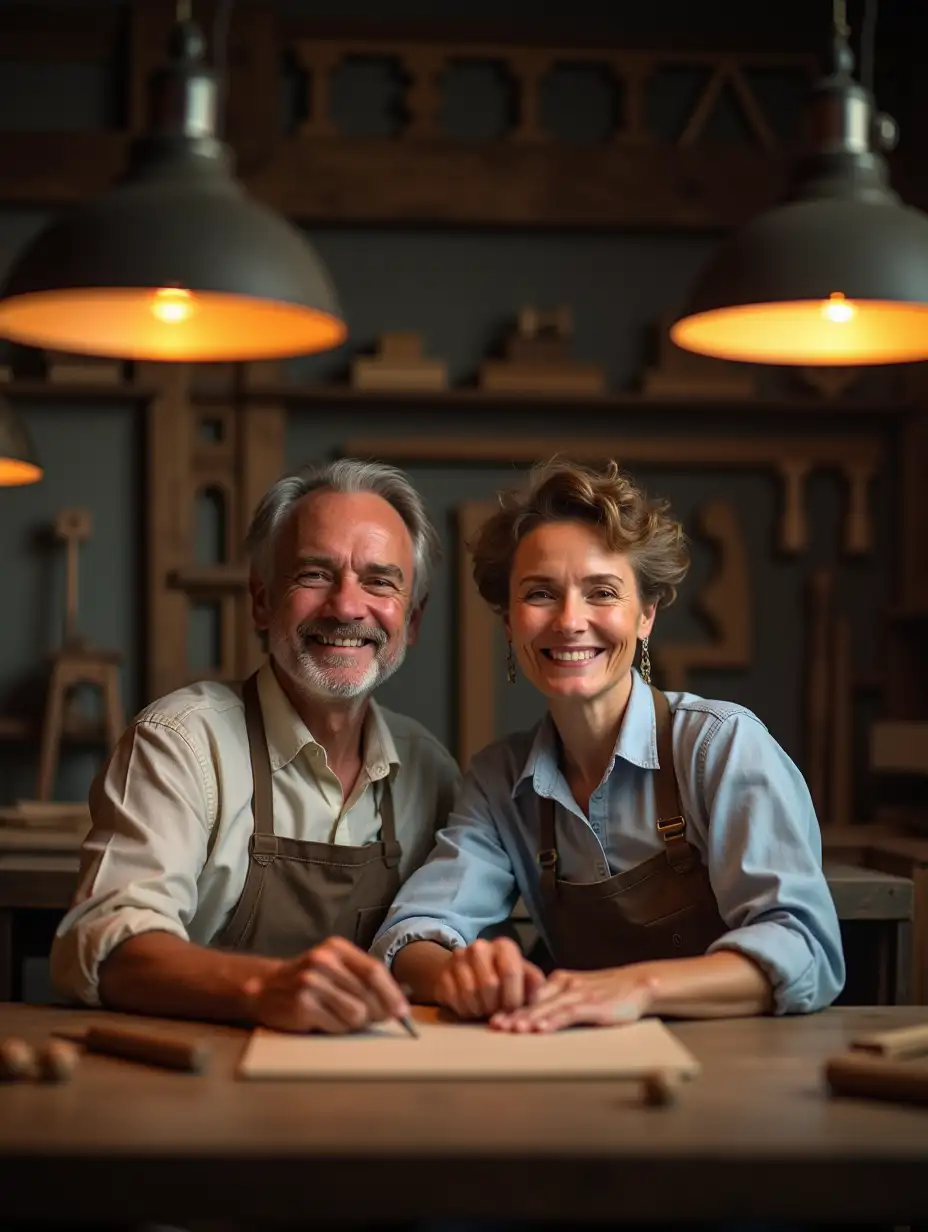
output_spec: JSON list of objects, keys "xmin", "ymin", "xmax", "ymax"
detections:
[
  {"xmin": 821, "ymin": 292, "xmax": 855, "ymax": 324},
  {"xmin": 151, "ymin": 287, "xmax": 196, "ymax": 324}
]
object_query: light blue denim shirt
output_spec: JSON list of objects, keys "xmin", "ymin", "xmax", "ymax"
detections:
[{"xmin": 372, "ymin": 669, "xmax": 846, "ymax": 1015}]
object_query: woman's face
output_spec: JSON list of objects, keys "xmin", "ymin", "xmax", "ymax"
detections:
[{"xmin": 506, "ymin": 519, "xmax": 655, "ymax": 705}]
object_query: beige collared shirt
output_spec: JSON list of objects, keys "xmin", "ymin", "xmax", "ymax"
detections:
[{"xmin": 50, "ymin": 662, "xmax": 461, "ymax": 1006}]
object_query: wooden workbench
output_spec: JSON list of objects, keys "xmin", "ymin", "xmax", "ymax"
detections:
[{"xmin": 0, "ymin": 1003, "xmax": 927, "ymax": 1225}]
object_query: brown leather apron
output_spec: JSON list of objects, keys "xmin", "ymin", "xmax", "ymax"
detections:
[
  {"xmin": 213, "ymin": 673, "xmax": 402, "ymax": 958},
  {"xmin": 537, "ymin": 684, "xmax": 727, "ymax": 971}
]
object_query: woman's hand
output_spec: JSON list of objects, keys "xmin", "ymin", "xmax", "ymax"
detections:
[
  {"xmin": 489, "ymin": 965, "xmax": 658, "ymax": 1032},
  {"xmin": 435, "ymin": 937, "xmax": 546, "ymax": 1019}
]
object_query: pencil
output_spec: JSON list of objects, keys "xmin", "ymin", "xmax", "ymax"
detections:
[{"xmin": 398, "ymin": 1013, "xmax": 420, "ymax": 1039}]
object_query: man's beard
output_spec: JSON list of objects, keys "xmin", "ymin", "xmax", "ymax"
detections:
[{"xmin": 271, "ymin": 619, "xmax": 407, "ymax": 700}]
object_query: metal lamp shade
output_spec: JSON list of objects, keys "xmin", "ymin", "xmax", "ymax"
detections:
[
  {"xmin": 0, "ymin": 16, "xmax": 346, "ymax": 364},
  {"xmin": 670, "ymin": 196, "xmax": 928, "ymax": 366},
  {"xmin": 0, "ymin": 400, "xmax": 42, "ymax": 486},
  {"xmin": 0, "ymin": 156, "xmax": 347, "ymax": 363},
  {"xmin": 672, "ymin": 25, "xmax": 928, "ymax": 367}
]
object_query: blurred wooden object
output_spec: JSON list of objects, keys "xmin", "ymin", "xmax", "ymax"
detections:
[
  {"xmin": 352, "ymin": 332, "xmax": 447, "ymax": 391},
  {"xmin": 653, "ymin": 500, "xmax": 752, "ymax": 691},
  {"xmin": 803, "ymin": 568, "xmax": 854, "ymax": 828},
  {"xmin": 642, "ymin": 313, "xmax": 755, "ymax": 399},
  {"xmin": 146, "ymin": 362, "xmax": 285, "ymax": 698},
  {"xmin": 45, "ymin": 351, "xmax": 122, "ymax": 387},
  {"xmin": 480, "ymin": 306, "xmax": 605, "ymax": 395},
  {"xmin": 32, "ymin": 509, "xmax": 123, "ymax": 802}
]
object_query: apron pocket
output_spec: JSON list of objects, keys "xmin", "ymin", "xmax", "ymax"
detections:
[{"xmin": 354, "ymin": 904, "xmax": 391, "ymax": 951}]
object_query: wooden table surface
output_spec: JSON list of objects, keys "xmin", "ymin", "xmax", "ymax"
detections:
[{"xmin": 1, "ymin": 1003, "xmax": 928, "ymax": 1225}]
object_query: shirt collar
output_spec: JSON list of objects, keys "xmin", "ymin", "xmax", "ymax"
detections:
[
  {"xmin": 256, "ymin": 662, "xmax": 400, "ymax": 780},
  {"xmin": 512, "ymin": 667, "xmax": 660, "ymax": 799}
]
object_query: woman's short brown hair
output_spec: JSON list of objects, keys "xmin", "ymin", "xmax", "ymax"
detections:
[{"xmin": 471, "ymin": 458, "xmax": 690, "ymax": 614}]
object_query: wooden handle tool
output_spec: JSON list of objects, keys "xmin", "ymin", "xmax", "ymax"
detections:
[
  {"xmin": 54, "ymin": 1025, "xmax": 210, "ymax": 1073},
  {"xmin": 850, "ymin": 1022, "xmax": 928, "ymax": 1059},
  {"xmin": 825, "ymin": 1053, "xmax": 928, "ymax": 1107}
]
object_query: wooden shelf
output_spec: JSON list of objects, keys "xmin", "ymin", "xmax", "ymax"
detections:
[
  {"xmin": 0, "ymin": 377, "xmax": 914, "ymax": 418},
  {"xmin": 0, "ymin": 379, "xmax": 152, "ymax": 402},
  {"xmin": 0, "ymin": 715, "xmax": 105, "ymax": 744},
  {"xmin": 191, "ymin": 384, "xmax": 913, "ymax": 416},
  {"xmin": 168, "ymin": 565, "xmax": 249, "ymax": 592}
]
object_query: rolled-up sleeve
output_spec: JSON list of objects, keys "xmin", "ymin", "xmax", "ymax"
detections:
[
  {"xmin": 696, "ymin": 713, "xmax": 846, "ymax": 1014},
  {"xmin": 371, "ymin": 765, "xmax": 518, "ymax": 967},
  {"xmin": 49, "ymin": 717, "xmax": 213, "ymax": 1006}
]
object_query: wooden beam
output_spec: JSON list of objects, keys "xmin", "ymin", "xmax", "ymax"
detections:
[
  {"xmin": 0, "ymin": 132, "xmax": 128, "ymax": 206},
  {"xmin": 0, "ymin": 7, "xmax": 119, "ymax": 61},
  {"xmin": 249, "ymin": 137, "xmax": 790, "ymax": 230}
]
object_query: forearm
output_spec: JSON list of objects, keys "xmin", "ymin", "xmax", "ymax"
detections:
[
  {"xmin": 98, "ymin": 930, "xmax": 283, "ymax": 1024},
  {"xmin": 392, "ymin": 940, "xmax": 455, "ymax": 1004},
  {"xmin": 636, "ymin": 950, "xmax": 774, "ymax": 1019}
]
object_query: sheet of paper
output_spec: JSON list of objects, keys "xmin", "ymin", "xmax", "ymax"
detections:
[{"xmin": 238, "ymin": 1013, "xmax": 700, "ymax": 1081}]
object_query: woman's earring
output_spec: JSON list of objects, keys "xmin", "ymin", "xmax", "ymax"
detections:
[
  {"xmin": 639, "ymin": 636, "xmax": 651, "ymax": 685},
  {"xmin": 506, "ymin": 642, "xmax": 517, "ymax": 685}
]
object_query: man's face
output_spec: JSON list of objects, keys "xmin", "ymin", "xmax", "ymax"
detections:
[{"xmin": 251, "ymin": 489, "xmax": 422, "ymax": 701}]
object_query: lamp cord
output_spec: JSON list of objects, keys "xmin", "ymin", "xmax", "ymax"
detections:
[
  {"xmin": 213, "ymin": 0, "xmax": 235, "ymax": 137},
  {"xmin": 861, "ymin": 0, "xmax": 878, "ymax": 94}
]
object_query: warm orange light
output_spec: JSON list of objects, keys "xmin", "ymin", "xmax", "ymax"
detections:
[
  {"xmin": 0, "ymin": 457, "xmax": 42, "ymax": 486},
  {"xmin": 821, "ymin": 292, "xmax": 856, "ymax": 323},
  {"xmin": 0, "ymin": 288, "xmax": 347, "ymax": 362},
  {"xmin": 151, "ymin": 286, "xmax": 196, "ymax": 324},
  {"xmin": 671, "ymin": 299, "xmax": 928, "ymax": 365}
]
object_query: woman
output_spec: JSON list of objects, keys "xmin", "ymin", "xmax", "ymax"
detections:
[{"xmin": 372, "ymin": 460, "xmax": 845, "ymax": 1031}]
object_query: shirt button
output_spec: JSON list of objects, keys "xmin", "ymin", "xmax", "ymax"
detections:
[{"xmin": 672, "ymin": 933, "xmax": 683, "ymax": 947}]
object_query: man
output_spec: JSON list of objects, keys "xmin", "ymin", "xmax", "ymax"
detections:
[{"xmin": 51, "ymin": 458, "xmax": 461, "ymax": 1034}]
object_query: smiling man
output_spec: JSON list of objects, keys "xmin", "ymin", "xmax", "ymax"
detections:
[{"xmin": 50, "ymin": 459, "xmax": 461, "ymax": 1034}]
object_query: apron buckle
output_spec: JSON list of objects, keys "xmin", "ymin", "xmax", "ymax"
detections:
[
  {"xmin": 656, "ymin": 816, "xmax": 686, "ymax": 842},
  {"xmin": 537, "ymin": 848, "xmax": 558, "ymax": 871},
  {"xmin": 250, "ymin": 833, "xmax": 278, "ymax": 866}
]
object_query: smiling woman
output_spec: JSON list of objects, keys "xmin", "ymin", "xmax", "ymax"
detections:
[{"xmin": 372, "ymin": 458, "xmax": 846, "ymax": 1033}]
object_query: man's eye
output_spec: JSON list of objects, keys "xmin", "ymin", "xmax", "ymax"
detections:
[{"xmin": 367, "ymin": 578, "xmax": 396, "ymax": 589}]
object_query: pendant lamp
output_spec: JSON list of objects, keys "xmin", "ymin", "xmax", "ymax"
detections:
[
  {"xmin": 0, "ymin": 400, "xmax": 42, "ymax": 486},
  {"xmin": 0, "ymin": 11, "xmax": 346, "ymax": 363},
  {"xmin": 670, "ymin": 1, "xmax": 928, "ymax": 366}
]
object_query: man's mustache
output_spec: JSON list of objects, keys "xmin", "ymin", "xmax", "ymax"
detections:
[{"xmin": 298, "ymin": 620, "xmax": 387, "ymax": 649}]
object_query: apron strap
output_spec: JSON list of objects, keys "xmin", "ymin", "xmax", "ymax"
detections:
[
  {"xmin": 537, "ymin": 795, "xmax": 559, "ymax": 913},
  {"xmin": 377, "ymin": 777, "xmax": 401, "ymax": 868},
  {"xmin": 243, "ymin": 672, "xmax": 278, "ymax": 862},
  {"xmin": 649, "ymin": 685, "xmax": 694, "ymax": 873}
]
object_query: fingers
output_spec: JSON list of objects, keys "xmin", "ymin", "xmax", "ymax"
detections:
[
  {"xmin": 302, "ymin": 937, "xmax": 411, "ymax": 1021},
  {"xmin": 438, "ymin": 940, "xmax": 541, "ymax": 1020},
  {"xmin": 297, "ymin": 967, "xmax": 373, "ymax": 1033},
  {"xmin": 492, "ymin": 972, "xmax": 656, "ymax": 1034},
  {"xmin": 495, "ymin": 939, "xmax": 530, "ymax": 1012},
  {"xmin": 438, "ymin": 952, "xmax": 485, "ymax": 1019}
]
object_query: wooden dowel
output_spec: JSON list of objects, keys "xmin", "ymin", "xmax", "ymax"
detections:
[
  {"xmin": 850, "ymin": 1022, "xmax": 928, "ymax": 1059},
  {"xmin": 825, "ymin": 1053, "xmax": 928, "ymax": 1106},
  {"xmin": 72, "ymin": 1025, "xmax": 210, "ymax": 1073}
]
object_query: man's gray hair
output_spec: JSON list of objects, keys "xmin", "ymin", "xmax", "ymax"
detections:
[{"xmin": 245, "ymin": 457, "xmax": 442, "ymax": 605}]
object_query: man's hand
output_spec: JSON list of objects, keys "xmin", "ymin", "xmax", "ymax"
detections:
[
  {"xmin": 243, "ymin": 936, "xmax": 411, "ymax": 1033},
  {"xmin": 489, "ymin": 965, "xmax": 658, "ymax": 1033},
  {"xmin": 434, "ymin": 937, "xmax": 545, "ymax": 1020}
]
